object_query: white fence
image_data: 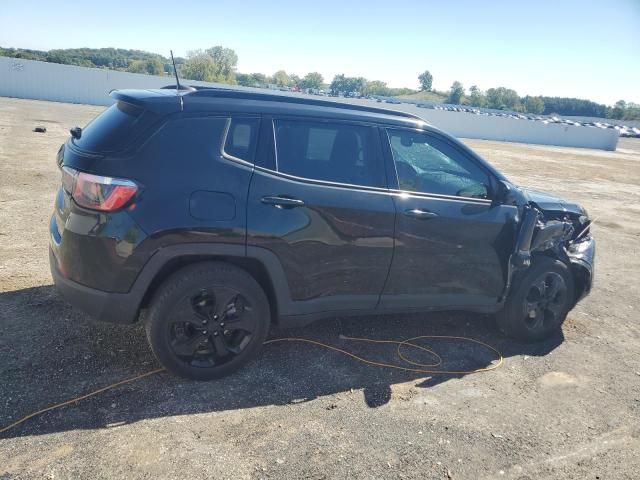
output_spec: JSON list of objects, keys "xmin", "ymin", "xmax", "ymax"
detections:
[
  {"xmin": 341, "ymin": 97, "xmax": 619, "ymax": 151},
  {"xmin": 0, "ymin": 56, "xmax": 225, "ymax": 105},
  {"xmin": 0, "ymin": 56, "xmax": 619, "ymax": 150},
  {"xmin": 409, "ymin": 107, "xmax": 619, "ymax": 150}
]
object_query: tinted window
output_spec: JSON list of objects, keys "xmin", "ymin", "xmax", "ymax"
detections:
[
  {"xmin": 274, "ymin": 120, "xmax": 384, "ymax": 187},
  {"xmin": 224, "ymin": 118, "xmax": 259, "ymax": 162},
  {"xmin": 74, "ymin": 101, "xmax": 157, "ymax": 152},
  {"xmin": 387, "ymin": 129, "xmax": 490, "ymax": 199}
]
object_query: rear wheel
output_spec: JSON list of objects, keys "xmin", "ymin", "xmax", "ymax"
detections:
[
  {"xmin": 497, "ymin": 257, "xmax": 574, "ymax": 342},
  {"xmin": 145, "ymin": 262, "xmax": 270, "ymax": 380}
]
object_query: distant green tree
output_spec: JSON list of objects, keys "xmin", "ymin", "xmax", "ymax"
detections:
[
  {"xmin": 300, "ymin": 72, "xmax": 324, "ymax": 90},
  {"xmin": 486, "ymin": 87, "xmax": 521, "ymax": 110},
  {"xmin": 330, "ymin": 74, "xmax": 347, "ymax": 94},
  {"xmin": 418, "ymin": 70, "xmax": 433, "ymax": 91},
  {"xmin": 127, "ymin": 60, "xmax": 147, "ymax": 74},
  {"xmin": 272, "ymin": 70, "xmax": 290, "ymax": 87},
  {"xmin": 622, "ymin": 102, "xmax": 640, "ymax": 121},
  {"xmin": 540, "ymin": 96, "xmax": 608, "ymax": 117},
  {"xmin": 205, "ymin": 46, "xmax": 238, "ymax": 83},
  {"xmin": 181, "ymin": 53, "xmax": 217, "ymax": 81},
  {"xmin": 127, "ymin": 59, "xmax": 164, "ymax": 75},
  {"xmin": 330, "ymin": 74, "xmax": 366, "ymax": 94},
  {"xmin": 250, "ymin": 72, "xmax": 267, "ymax": 86},
  {"xmin": 0, "ymin": 47, "xmax": 48, "ymax": 61},
  {"xmin": 146, "ymin": 58, "xmax": 165, "ymax": 75},
  {"xmin": 523, "ymin": 96, "xmax": 545, "ymax": 114},
  {"xmin": 389, "ymin": 87, "xmax": 418, "ymax": 96},
  {"xmin": 289, "ymin": 74, "xmax": 301, "ymax": 88},
  {"xmin": 468, "ymin": 85, "xmax": 487, "ymax": 107},
  {"xmin": 181, "ymin": 47, "xmax": 238, "ymax": 83},
  {"xmin": 235, "ymin": 73, "xmax": 253, "ymax": 86},
  {"xmin": 363, "ymin": 80, "xmax": 390, "ymax": 96},
  {"xmin": 447, "ymin": 81, "xmax": 465, "ymax": 104},
  {"xmin": 608, "ymin": 100, "xmax": 626, "ymax": 119}
]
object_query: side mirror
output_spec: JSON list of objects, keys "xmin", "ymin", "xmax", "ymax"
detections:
[{"xmin": 496, "ymin": 180, "xmax": 520, "ymax": 206}]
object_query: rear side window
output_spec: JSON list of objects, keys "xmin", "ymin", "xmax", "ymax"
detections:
[
  {"xmin": 223, "ymin": 118, "xmax": 259, "ymax": 162},
  {"xmin": 74, "ymin": 101, "xmax": 157, "ymax": 152},
  {"xmin": 273, "ymin": 120, "xmax": 384, "ymax": 188}
]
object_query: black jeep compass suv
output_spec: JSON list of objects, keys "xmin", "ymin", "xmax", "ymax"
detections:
[{"xmin": 50, "ymin": 87, "xmax": 595, "ymax": 380}]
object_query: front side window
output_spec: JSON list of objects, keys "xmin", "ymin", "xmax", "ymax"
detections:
[
  {"xmin": 224, "ymin": 118, "xmax": 259, "ymax": 162},
  {"xmin": 387, "ymin": 129, "xmax": 490, "ymax": 199},
  {"xmin": 274, "ymin": 120, "xmax": 384, "ymax": 187}
]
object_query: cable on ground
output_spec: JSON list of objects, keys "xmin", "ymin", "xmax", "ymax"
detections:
[{"xmin": 0, "ymin": 335, "xmax": 502, "ymax": 434}]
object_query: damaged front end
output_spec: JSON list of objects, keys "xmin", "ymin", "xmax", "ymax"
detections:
[{"xmin": 503, "ymin": 188, "xmax": 595, "ymax": 306}]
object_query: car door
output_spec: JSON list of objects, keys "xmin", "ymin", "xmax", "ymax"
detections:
[
  {"xmin": 246, "ymin": 116, "xmax": 395, "ymax": 316},
  {"xmin": 379, "ymin": 127, "xmax": 518, "ymax": 310}
]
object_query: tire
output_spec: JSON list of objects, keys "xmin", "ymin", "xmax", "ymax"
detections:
[
  {"xmin": 497, "ymin": 256, "xmax": 575, "ymax": 342},
  {"xmin": 145, "ymin": 261, "xmax": 270, "ymax": 380}
]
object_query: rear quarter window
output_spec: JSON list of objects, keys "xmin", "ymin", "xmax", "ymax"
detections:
[
  {"xmin": 73, "ymin": 101, "xmax": 158, "ymax": 152},
  {"xmin": 223, "ymin": 118, "xmax": 260, "ymax": 162}
]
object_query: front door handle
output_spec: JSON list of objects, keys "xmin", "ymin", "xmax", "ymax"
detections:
[
  {"xmin": 403, "ymin": 208, "xmax": 438, "ymax": 219},
  {"xmin": 261, "ymin": 195, "xmax": 305, "ymax": 208}
]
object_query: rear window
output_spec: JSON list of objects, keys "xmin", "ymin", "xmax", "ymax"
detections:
[{"xmin": 73, "ymin": 101, "xmax": 157, "ymax": 152}]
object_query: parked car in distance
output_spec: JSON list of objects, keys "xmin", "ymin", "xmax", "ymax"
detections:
[{"xmin": 50, "ymin": 87, "xmax": 595, "ymax": 380}]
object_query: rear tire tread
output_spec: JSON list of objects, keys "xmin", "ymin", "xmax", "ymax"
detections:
[{"xmin": 145, "ymin": 261, "xmax": 270, "ymax": 380}]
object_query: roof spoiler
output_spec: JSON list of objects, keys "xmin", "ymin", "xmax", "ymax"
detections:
[{"xmin": 109, "ymin": 89, "xmax": 182, "ymax": 114}]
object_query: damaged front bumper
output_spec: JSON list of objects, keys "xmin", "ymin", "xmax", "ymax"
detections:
[
  {"xmin": 503, "ymin": 201, "xmax": 596, "ymax": 306},
  {"xmin": 566, "ymin": 236, "xmax": 596, "ymax": 303}
]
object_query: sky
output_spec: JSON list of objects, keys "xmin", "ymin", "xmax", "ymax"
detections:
[{"xmin": 1, "ymin": 0, "xmax": 638, "ymax": 105}]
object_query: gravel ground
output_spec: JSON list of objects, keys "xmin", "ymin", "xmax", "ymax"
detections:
[{"xmin": 1, "ymin": 97, "xmax": 639, "ymax": 479}]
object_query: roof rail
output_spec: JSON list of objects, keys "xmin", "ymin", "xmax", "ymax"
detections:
[
  {"xmin": 161, "ymin": 84, "xmax": 197, "ymax": 92},
  {"xmin": 186, "ymin": 86, "xmax": 423, "ymax": 121}
]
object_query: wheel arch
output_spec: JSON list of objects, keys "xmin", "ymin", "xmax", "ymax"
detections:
[{"xmin": 132, "ymin": 244, "xmax": 293, "ymax": 324}]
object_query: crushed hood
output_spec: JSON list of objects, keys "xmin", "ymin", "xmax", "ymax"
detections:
[{"xmin": 521, "ymin": 188, "xmax": 586, "ymax": 216}]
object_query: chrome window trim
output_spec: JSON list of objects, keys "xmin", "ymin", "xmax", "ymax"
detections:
[
  {"xmin": 220, "ymin": 117, "xmax": 257, "ymax": 167},
  {"xmin": 388, "ymin": 188, "xmax": 492, "ymax": 204},
  {"xmin": 252, "ymin": 164, "xmax": 491, "ymax": 204},
  {"xmin": 272, "ymin": 119, "xmax": 279, "ymax": 171},
  {"xmin": 253, "ymin": 164, "xmax": 389, "ymax": 193}
]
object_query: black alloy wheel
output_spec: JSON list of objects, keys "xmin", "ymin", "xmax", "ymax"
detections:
[
  {"xmin": 497, "ymin": 256, "xmax": 575, "ymax": 342},
  {"xmin": 146, "ymin": 262, "xmax": 270, "ymax": 380},
  {"xmin": 522, "ymin": 272, "xmax": 568, "ymax": 332},
  {"xmin": 168, "ymin": 287, "xmax": 257, "ymax": 367}
]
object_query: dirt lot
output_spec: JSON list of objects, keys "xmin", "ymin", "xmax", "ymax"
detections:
[{"xmin": 1, "ymin": 97, "xmax": 639, "ymax": 479}]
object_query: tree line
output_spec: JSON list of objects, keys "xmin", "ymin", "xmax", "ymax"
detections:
[
  {"xmin": 0, "ymin": 46, "xmax": 171, "ymax": 75},
  {"xmin": 1, "ymin": 46, "xmax": 637, "ymax": 120},
  {"xmin": 418, "ymin": 69, "xmax": 638, "ymax": 120}
]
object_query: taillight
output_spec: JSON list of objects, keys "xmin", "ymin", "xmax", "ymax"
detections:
[{"xmin": 61, "ymin": 166, "xmax": 138, "ymax": 212}]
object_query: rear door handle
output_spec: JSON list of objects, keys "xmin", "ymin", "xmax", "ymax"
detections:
[
  {"xmin": 261, "ymin": 195, "xmax": 305, "ymax": 208},
  {"xmin": 403, "ymin": 208, "xmax": 438, "ymax": 219}
]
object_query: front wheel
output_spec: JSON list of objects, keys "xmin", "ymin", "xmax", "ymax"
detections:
[
  {"xmin": 145, "ymin": 262, "xmax": 270, "ymax": 380},
  {"xmin": 497, "ymin": 257, "xmax": 575, "ymax": 342}
]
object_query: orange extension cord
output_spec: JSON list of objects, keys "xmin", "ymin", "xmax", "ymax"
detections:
[{"xmin": 0, "ymin": 335, "xmax": 502, "ymax": 434}]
